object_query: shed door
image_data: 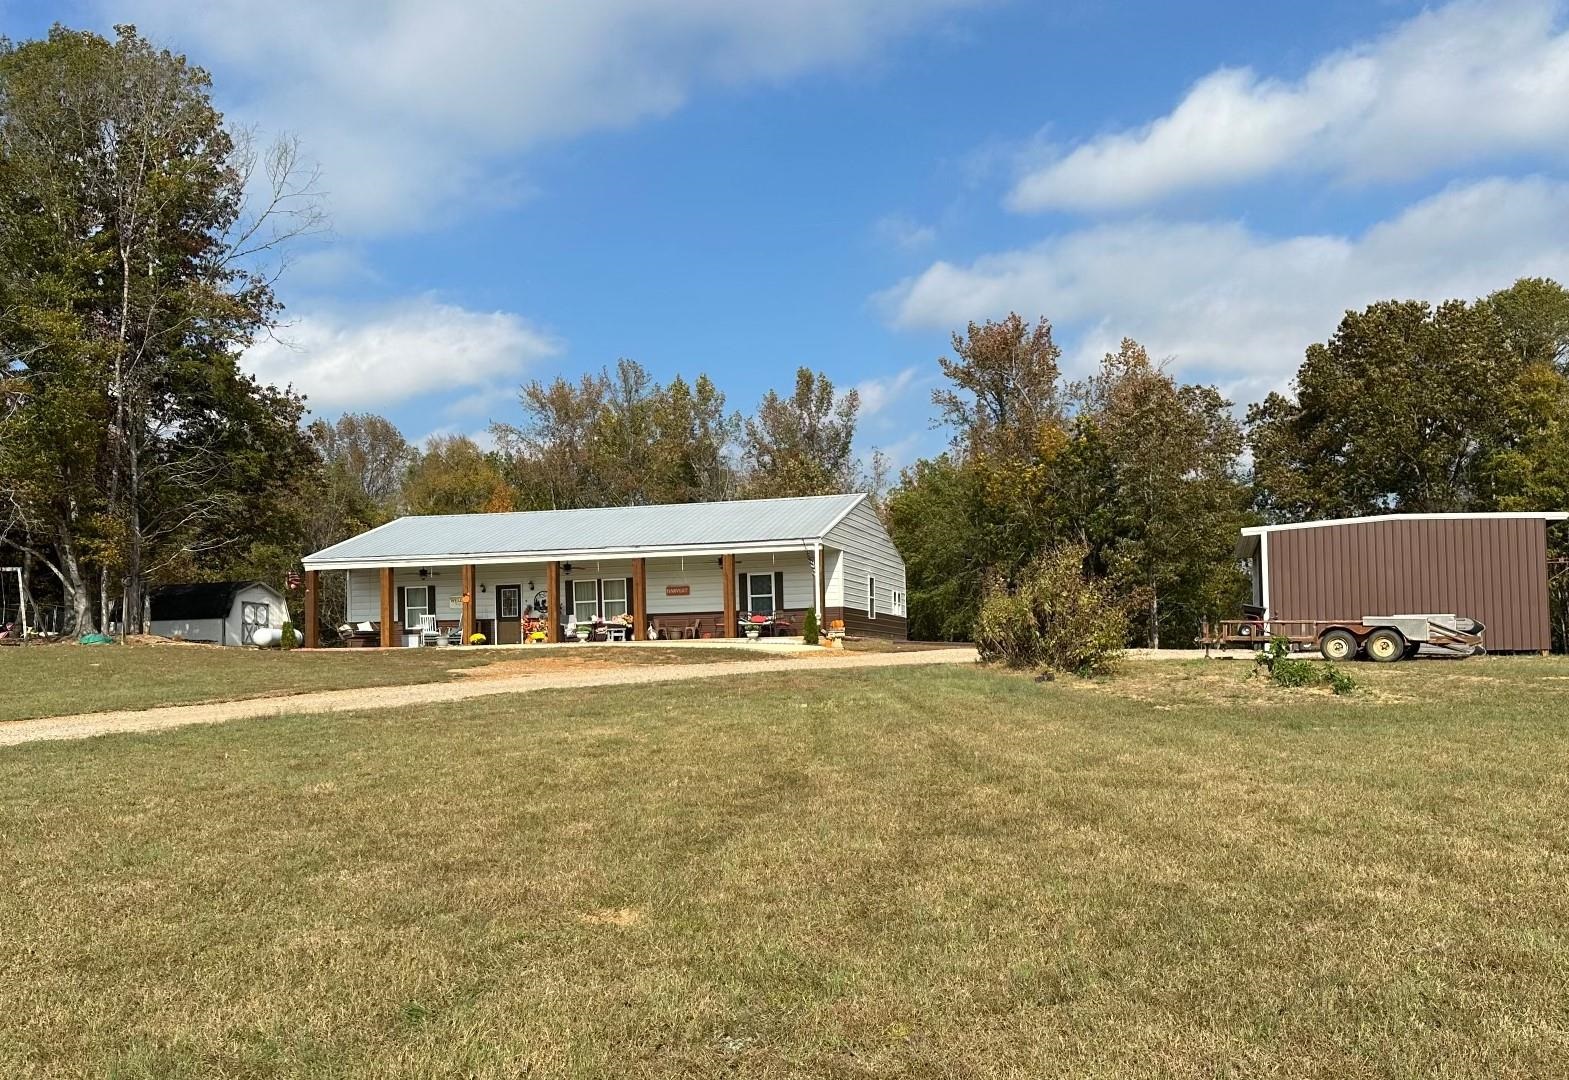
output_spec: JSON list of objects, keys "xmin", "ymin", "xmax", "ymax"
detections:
[{"xmin": 241, "ymin": 601, "xmax": 269, "ymax": 645}]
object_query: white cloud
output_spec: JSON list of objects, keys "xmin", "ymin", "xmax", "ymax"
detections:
[
  {"xmin": 855, "ymin": 365, "xmax": 924, "ymax": 419},
  {"xmin": 1008, "ymin": 0, "xmax": 1569, "ymax": 212},
  {"xmin": 873, "ymin": 214, "xmax": 938, "ymax": 251},
  {"xmin": 244, "ymin": 297, "xmax": 561, "ymax": 412},
  {"xmin": 114, "ymin": 0, "xmax": 981, "ymax": 232},
  {"xmin": 879, "ymin": 176, "xmax": 1569, "ymax": 393}
]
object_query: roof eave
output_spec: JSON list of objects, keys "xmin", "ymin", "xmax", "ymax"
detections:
[
  {"xmin": 1241, "ymin": 511, "xmax": 1569, "ymax": 537},
  {"xmin": 302, "ymin": 536, "xmax": 823, "ymax": 572}
]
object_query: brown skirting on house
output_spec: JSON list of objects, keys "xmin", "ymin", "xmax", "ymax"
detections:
[{"xmin": 826, "ymin": 607, "xmax": 907, "ymax": 641}]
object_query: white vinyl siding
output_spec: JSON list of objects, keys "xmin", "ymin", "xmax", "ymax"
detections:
[
  {"xmin": 823, "ymin": 498, "xmax": 906, "ymax": 618},
  {"xmin": 347, "ymin": 564, "xmax": 549, "ymax": 623}
]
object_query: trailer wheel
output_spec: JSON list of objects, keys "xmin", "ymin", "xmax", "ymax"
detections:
[
  {"xmin": 1365, "ymin": 628, "xmax": 1405, "ymax": 663},
  {"xmin": 1319, "ymin": 629, "xmax": 1357, "ymax": 662}
]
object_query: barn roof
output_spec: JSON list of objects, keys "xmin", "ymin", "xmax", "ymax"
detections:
[
  {"xmin": 1237, "ymin": 512, "xmax": 1568, "ymax": 558},
  {"xmin": 302, "ymin": 493, "xmax": 868, "ymax": 569},
  {"xmin": 149, "ymin": 581, "xmax": 277, "ymax": 621}
]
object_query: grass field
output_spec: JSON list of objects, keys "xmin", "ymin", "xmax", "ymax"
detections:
[
  {"xmin": 3, "ymin": 656, "xmax": 1568, "ymax": 1077},
  {"xmin": 0, "ymin": 641, "xmax": 768, "ymax": 722}
]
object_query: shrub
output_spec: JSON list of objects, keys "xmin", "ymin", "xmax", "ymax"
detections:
[
  {"xmin": 469, "ymin": 633, "xmax": 487, "ymax": 645},
  {"xmin": 1254, "ymin": 637, "xmax": 1356, "ymax": 695},
  {"xmin": 280, "ymin": 621, "xmax": 298, "ymax": 650},
  {"xmin": 1323, "ymin": 664, "xmax": 1357, "ymax": 696},
  {"xmin": 973, "ymin": 543, "xmax": 1129, "ymax": 677},
  {"xmin": 802, "ymin": 609, "xmax": 820, "ymax": 644}
]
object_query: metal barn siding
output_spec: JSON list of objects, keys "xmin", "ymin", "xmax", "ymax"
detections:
[{"xmin": 1267, "ymin": 517, "xmax": 1553, "ymax": 652}]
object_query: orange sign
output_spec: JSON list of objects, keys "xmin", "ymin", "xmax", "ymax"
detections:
[{"xmin": 665, "ymin": 584, "xmax": 691, "ymax": 597}]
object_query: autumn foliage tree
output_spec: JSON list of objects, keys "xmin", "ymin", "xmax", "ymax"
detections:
[
  {"xmin": 889, "ymin": 316, "xmax": 1251, "ymax": 647},
  {"xmin": 0, "ymin": 25, "xmax": 322, "ymax": 633}
]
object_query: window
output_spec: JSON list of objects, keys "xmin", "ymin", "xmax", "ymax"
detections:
[
  {"xmin": 572, "ymin": 579, "xmax": 598, "ymax": 623},
  {"xmin": 868, "ymin": 576, "xmax": 876, "ymax": 618},
  {"xmin": 403, "ymin": 586, "xmax": 430, "ymax": 626},
  {"xmin": 497, "ymin": 585, "xmax": 521, "ymax": 620},
  {"xmin": 748, "ymin": 574, "xmax": 775, "ymax": 616},
  {"xmin": 602, "ymin": 578, "xmax": 628, "ymax": 619},
  {"xmin": 891, "ymin": 589, "xmax": 906, "ymax": 617}
]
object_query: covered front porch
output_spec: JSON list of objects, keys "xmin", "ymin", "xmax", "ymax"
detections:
[{"xmin": 301, "ymin": 545, "xmax": 829, "ymax": 649}]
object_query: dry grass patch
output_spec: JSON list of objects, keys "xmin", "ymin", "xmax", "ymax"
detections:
[{"xmin": 2, "ymin": 658, "xmax": 1568, "ymax": 1077}]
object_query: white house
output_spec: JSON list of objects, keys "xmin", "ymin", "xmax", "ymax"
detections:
[
  {"xmin": 146, "ymin": 581, "xmax": 289, "ymax": 646},
  {"xmin": 299, "ymin": 493, "xmax": 907, "ymax": 647}
]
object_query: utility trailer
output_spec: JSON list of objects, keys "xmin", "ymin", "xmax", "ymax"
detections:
[{"xmin": 1200, "ymin": 613, "xmax": 1485, "ymax": 662}]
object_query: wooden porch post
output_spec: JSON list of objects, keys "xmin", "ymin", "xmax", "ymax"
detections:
[
  {"xmin": 814, "ymin": 542, "xmax": 825, "ymax": 624},
  {"xmin": 631, "ymin": 557, "xmax": 647, "ymax": 640},
  {"xmin": 461, "ymin": 564, "xmax": 477, "ymax": 644},
  {"xmin": 546, "ymin": 560, "xmax": 561, "ymax": 643},
  {"xmin": 379, "ymin": 567, "xmax": 396, "ymax": 648},
  {"xmin": 721, "ymin": 553, "xmax": 737, "ymax": 638},
  {"xmin": 303, "ymin": 570, "xmax": 320, "ymax": 649}
]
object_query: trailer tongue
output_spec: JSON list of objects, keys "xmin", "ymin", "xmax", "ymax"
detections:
[{"xmin": 1200, "ymin": 613, "xmax": 1485, "ymax": 661}]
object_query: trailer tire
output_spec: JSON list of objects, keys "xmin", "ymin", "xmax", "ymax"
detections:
[
  {"xmin": 1319, "ymin": 629, "xmax": 1357, "ymax": 662},
  {"xmin": 1404, "ymin": 643, "xmax": 1421, "ymax": 660},
  {"xmin": 1366, "ymin": 628, "xmax": 1405, "ymax": 663}
]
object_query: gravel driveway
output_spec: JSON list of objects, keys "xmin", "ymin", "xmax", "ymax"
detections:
[{"xmin": 0, "ymin": 648, "xmax": 979, "ymax": 748}]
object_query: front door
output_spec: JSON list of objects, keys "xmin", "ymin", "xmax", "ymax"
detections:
[{"xmin": 495, "ymin": 585, "xmax": 522, "ymax": 644}]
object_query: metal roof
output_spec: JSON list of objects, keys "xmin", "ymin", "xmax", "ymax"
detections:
[
  {"xmin": 1236, "ymin": 511, "xmax": 1567, "ymax": 557},
  {"xmin": 303, "ymin": 493, "xmax": 867, "ymax": 568}
]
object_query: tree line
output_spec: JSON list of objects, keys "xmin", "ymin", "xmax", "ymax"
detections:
[
  {"xmin": 892, "ymin": 280, "xmax": 1569, "ymax": 647},
  {"xmin": 3, "ymin": 24, "xmax": 1567, "ymax": 648}
]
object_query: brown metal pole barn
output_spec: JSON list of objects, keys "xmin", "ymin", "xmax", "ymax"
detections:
[{"xmin": 1240, "ymin": 513, "xmax": 1568, "ymax": 653}]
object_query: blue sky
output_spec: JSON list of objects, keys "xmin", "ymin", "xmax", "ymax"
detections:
[{"xmin": 10, "ymin": 0, "xmax": 1569, "ymax": 468}]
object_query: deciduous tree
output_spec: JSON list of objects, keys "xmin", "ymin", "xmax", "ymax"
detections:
[{"xmin": 740, "ymin": 367, "xmax": 861, "ymax": 498}]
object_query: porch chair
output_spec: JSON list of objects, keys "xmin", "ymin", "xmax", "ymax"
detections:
[{"xmin": 418, "ymin": 613, "xmax": 441, "ymax": 647}]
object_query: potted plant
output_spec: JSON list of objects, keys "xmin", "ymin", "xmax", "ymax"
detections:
[{"xmin": 468, "ymin": 632, "xmax": 487, "ymax": 645}]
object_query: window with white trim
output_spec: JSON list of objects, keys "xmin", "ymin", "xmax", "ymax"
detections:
[
  {"xmin": 868, "ymin": 575, "xmax": 876, "ymax": 618},
  {"xmin": 498, "ymin": 586, "xmax": 521, "ymax": 620},
  {"xmin": 748, "ymin": 574, "xmax": 775, "ymax": 616},
  {"xmin": 572, "ymin": 580, "xmax": 598, "ymax": 623},
  {"xmin": 891, "ymin": 588, "xmax": 906, "ymax": 617},
  {"xmin": 403, "ymin": 586, "xmax": 430, "ymax": 626},
  {"xmin": 601, "ymin": 577, "xmax": 628, "ymax": 619}
]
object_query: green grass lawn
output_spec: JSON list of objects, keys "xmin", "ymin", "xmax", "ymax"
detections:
[
  {"xmin": 0, "ymin": 642, "xmax": 767, "ymax": 722},
  {"xmin": 3, "ymin": 657, "xmax": 1568, "ymax": 1077}
]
